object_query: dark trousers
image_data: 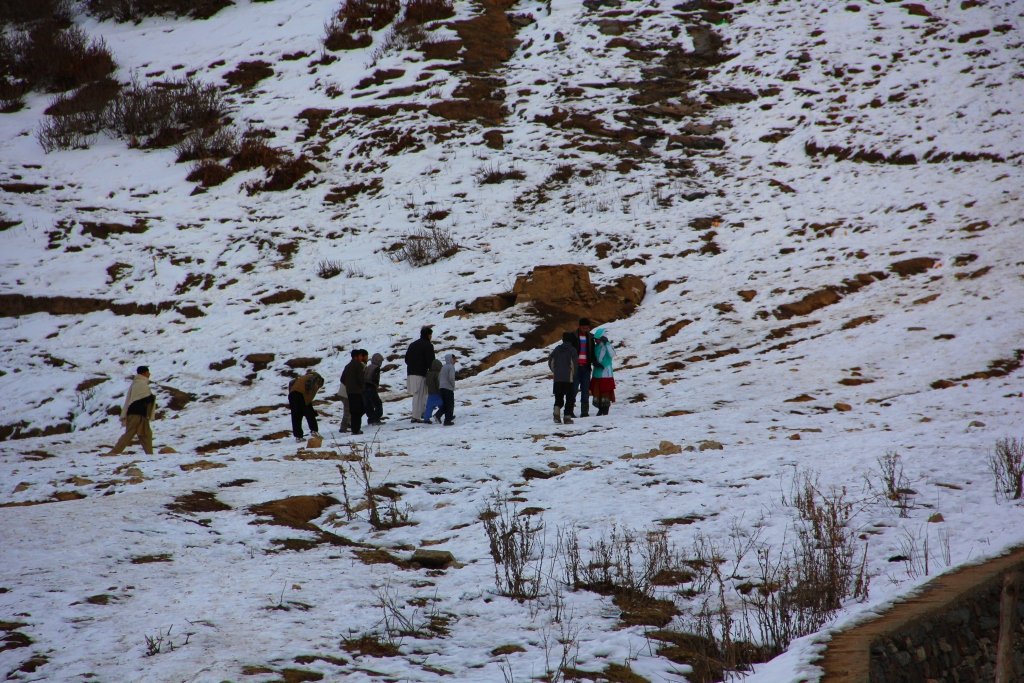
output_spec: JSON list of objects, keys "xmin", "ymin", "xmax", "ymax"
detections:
[
  {"xmin": 571, "ymin": 365, "xmax": 592, "ymax": 416},
  {"xmin": 553, "ymin": 381, "xmax": 574, "ymax": 415},
  {"xmin": 364, "ymin": 385, "xmax": 383, "ymax": 423},
  {"xmin": 288, "ymin": 391, "xmax": 318, "ymax": 438},
  {"xmin": 439, "ymin": 388, "xmax": 455, "ymax": 423},
  {"xmin": 347, "ymin": 393, "xmax": 365, "ymax": 434}
]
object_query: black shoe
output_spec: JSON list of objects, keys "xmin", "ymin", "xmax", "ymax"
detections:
[
  {"xmin": 352, "ymin": 430, "xmax": 363, "ymax": 435},
  {"xmin": 565, "ymin": 412, "xmax": 576, "ymax": 418},
  {"xmin": 579, "ymin": 412, "xmax": 589, "ymax": 418},
  {"xmin": 443, "ymin": 421, "xmax": 454, "ymax": 426}
]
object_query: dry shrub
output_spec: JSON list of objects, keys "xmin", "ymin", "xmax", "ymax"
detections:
[
  {"xmin": 175, "ymin": 126, "xmax": 238, "ymax": 162},
  {"xmin": 0, "ymin": 77, "xmax": 29, "ymax": 113},
  {"xmin": 989, "ymin": 437, "xmax": 1024, "ymax": 501},
  {"xmin": 104, "ymin": 77, "xmax": 227, "ymax": 144},
  {"xmin": 317, "ymin": 259, "xmax": 343, "ymax": 279},
  {"xmin": 253, "ymin": 155, "xmax": 317, "ymax": 193},
  {"xmin": 481, "ymin": 491, "xmax": 545, "ymax": 600},
  {"xmin": 86, "ymin": 0, "xmax": 232, "ymax": 21},
  {"xmin": 562, "ymin": 525, "xmax": 675, "ymax": 598},
  {"xmin": 44, "ymin": 77, "xmax": 120, "ymax": 116},
  {"xmin": 229, "ymin": 136, "xmax": 285, "ymax": 171},
  {"xmin": 323, "ymin": 0, "xmax": 399, "ymax": 51},
  {"xmin": 37, "ymin": 112, "xmax": 97, "ymax": 151},
  {"xmin": 0, "ymin": 0, "xmax": 75, "ymax": 24},
  {"xmin": 338, "ymin": 0, "xmax": 399, "ymax": 32},
  {"xmin": 388, "ymin": 226, "xmax": 460, "ymax": 266},
  {"xmin": 7, "ymin": 22, "xmax": 116, "ymax": 93},
  {"xmin": 402, "ymin": 0, "xmax": 454, "ymax": 23},
  {"xmin": 476, "ymin": 164, "xmax": 527, "ymax": 185},
  {"xmin": 742, "ymin": 471, "xmax": 868, "ymax": 655},
  {"xmin": 186, "ymin": 160, "xmax": 233, "ymax": 187}
]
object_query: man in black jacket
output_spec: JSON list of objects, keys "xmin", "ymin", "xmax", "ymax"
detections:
[
  {"xmin": 341, "ymin": 349, "xmax": 367, "ymax": 435},
  {"xmin": 570, "ymin": 317, "xmax": 596, "ymax": 417},
  {"xmin": 404, "ymin": 325, "xmax": 435, "ymax": 422}
]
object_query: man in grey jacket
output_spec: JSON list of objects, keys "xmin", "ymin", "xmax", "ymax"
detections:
[{"xmin": 548, "ymin": 332, "xmax": 577, "ymax": 424}]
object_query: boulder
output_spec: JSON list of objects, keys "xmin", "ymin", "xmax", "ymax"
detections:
[{"xmin": 411, "ymin": 549, "xmax": 456, "ymax": 569}]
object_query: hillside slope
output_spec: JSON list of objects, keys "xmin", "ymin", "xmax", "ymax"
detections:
[{"xmin": 1, "ymin": 0, "xmax": 1023, "ymax": 681}]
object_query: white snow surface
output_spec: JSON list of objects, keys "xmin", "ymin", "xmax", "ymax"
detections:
[{"xmin": 1, "ymin": 0, "xmax": 1023, "ymax": 681}]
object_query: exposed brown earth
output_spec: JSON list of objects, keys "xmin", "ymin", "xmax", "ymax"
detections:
[{"xmin": 0, "ymin": 293, "xmax": 201, "ymax": 318}]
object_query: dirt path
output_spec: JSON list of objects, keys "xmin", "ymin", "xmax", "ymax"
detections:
[{"xmin": 818, "ymin": 545, "xmax": 1024, "ymax": 681}]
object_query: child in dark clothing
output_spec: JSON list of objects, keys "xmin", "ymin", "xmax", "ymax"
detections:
[
  {"xmin": 548, "ymin": 332, "xmax": 577, "ymax": 424},
  {"xmin": 422, "ymin": 359, "xmax": 443, "ymax": 423}
]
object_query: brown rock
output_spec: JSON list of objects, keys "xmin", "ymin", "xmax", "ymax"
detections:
[
  {"xmin": 889, "ymin": 257, "xmax": 937, "ymax": 277},
  {"xmin": 412, "ymin": 549, "xmax": 456, "ymax": 569},
  {"xmin": 834, "ymin": 402, "xmax": 853, "ymax": 412},
  {"xmin": 245, "ymin": 353, "xmax": 275, "ymax": 371},
  {"xmin": 286, "ymin": 357, "xmax": 321, "ymax": 369},
  {"xmin": 158, "ymin": 446, "xmax": 177, "ymax": 454},
  {"xmin": 306, "ymin": 435, "xmax": 323, "ymax": 448},
  {"xmin": 259, "ymin": 289, "xmax": 305, "ymax": 305},
  {"xmin": 698, "ymin": 440, "xmax": 723, "ymax": 451},
  {"xmin": 482, "ymin": 130, "xmax": 504, "ymax": 149}
]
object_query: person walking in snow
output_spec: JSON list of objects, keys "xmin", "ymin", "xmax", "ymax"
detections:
[
  {"xmin": 341, "ymin": 349, "xmax": 367, "ymax": 435},
  {"xmin": 106, "ymin": 365, "xmax": 157, "ymax": 455},
  {"xmin": 589, "ymin": 328, "xmax": 616, "ymax": 416},
  {"xmin": 287, "ymin": 369, "xmax": 324, "ymax": 443},
  {"xmin": 548, "ymin": 332, "xmax": 577, "ymax": 424},
  {"xmin": 422, "ymin": 358, "xmax": 444, "ymax": 423},
  {"xmin": 364, "ymin": 352, "xmax": 385, "ymax": 425},
  {"xmin": 405, "ymin": 325, "xmax": 435, "ymax": 423},
  {"xmin": 438, "ymin": 353, "xmax": 457, "ymax": 426},
  {"xmin": 570, "ymin": 317, "xmax": 596, "ymax": 417}
]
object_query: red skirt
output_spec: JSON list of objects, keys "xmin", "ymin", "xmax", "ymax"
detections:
[{"xmin": 590, "ymin": 377, "xmax": 616, "ymax": 402}]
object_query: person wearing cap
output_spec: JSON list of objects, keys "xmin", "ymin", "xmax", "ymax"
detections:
[
  {"xmin": 287, "ymin": 369, "xmax": 324, "ymax": 443},
  {"xmin": 569, "ymin": 317, "xmax": 597, "ymax": 417},
  {"xmin": 364, "ymin": 351, "xmax": 385, "ymax": 425},
  {"xmin": 106, "ymin": 365, "xmax": 157, "ymax": 455},
  {"xmin": 404, "ymin": 325, "xmax": 435, "ymax": 423},
  {"xmin": 590, "ymin": 328, "xmax": 616, "ymax": 416}
]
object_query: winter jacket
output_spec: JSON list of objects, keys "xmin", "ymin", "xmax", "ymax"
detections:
[
  {"xmin": 341, "ymin": 359, "xmax": 366, "ymax": 396},
  {"xmin": 548, "ymin": 340, "xmax": 577, "ymax": 383},
  {"xmin": 121, "ymin": 374, "xmax": 156, "ymax": 420},
  {"xmin": 570, "ymin": 329, "xmax": 597, "ymax": 369},
  {"xmin": 591, "ymin": 338, "xmax": 614, "ymax": 379},
  {"xmin": 424, "ymin": 359, "xmax": 442, "ymax": 394},
  {"xmin": 364, "ymin": 353, "xmax": 383, "ymax": 387},
  {"xmin": 289, "ymin": 372, "xmax": 324, "ymax": 405},
  {"xmin": 439, "ymin": 354, "xmax": 457, "ymax": 391},
  {"xmin": 405, "ymin": 336, "xmax": 435, "ymax": 376}
]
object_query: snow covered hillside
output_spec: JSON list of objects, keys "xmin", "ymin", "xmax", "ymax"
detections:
[{"xmin": 1, "ymin": 0, "xmax": 1023, "ymax": 680}]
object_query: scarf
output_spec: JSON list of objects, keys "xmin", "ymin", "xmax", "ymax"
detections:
[{"xmin": 121, "ymin": 374, "xmax": 153, "ymax": 419}]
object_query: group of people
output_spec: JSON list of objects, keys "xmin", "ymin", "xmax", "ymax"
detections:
[
  {"xmin": 105, "ymin": 318, "xmax": 617, "ymax": 454},
  {"xmin": 547, "ymin": 317, "xmax": 616, "ymax": 424}
]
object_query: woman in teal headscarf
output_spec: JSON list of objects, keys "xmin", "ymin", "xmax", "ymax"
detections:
[{"xmin": 589, "ymin": 328, "xmax": 615, "ymax": 416}]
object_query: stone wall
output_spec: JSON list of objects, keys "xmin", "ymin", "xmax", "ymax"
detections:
[{"xmin": 869, "ymin": 569, "xmax": 1024, "ymax": 682}]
